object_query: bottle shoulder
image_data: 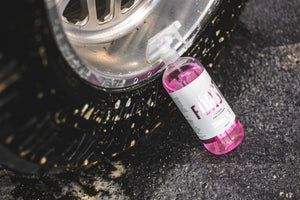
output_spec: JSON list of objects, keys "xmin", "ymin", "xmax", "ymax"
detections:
[{"xmin": 162, "ymin": 57, "xmax": 205, "ymax": 93}]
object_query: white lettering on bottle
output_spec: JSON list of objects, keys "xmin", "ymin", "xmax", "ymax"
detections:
[{"xmin": 191, "ymin": 81, "xmax": 223, "ymax": 119}]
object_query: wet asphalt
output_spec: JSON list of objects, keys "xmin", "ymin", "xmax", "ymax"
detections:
[{"xmin": 0, "ymin": 0, "xmax": 299, "ymax": 199}]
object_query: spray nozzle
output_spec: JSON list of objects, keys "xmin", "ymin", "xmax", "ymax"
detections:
[{"xmin": 146, "ymin": 21, "xmax": 187, "ymax": 67}]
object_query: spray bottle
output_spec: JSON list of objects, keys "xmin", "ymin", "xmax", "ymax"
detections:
[{"xmin": 147, "ymin": 21, "xmax": 244, "ymax": 154}]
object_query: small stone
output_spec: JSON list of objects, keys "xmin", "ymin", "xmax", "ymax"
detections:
[
  {"xmin": 286, "ymin": 193, "xmax": 293, "ymax": 198},
  {"xmin": 279, "ymin": 192, "xmax": 284, "ymax": 197},
  {"xmin": 40, "ymin": 157, "xmax": 47, "ymax": 165}
]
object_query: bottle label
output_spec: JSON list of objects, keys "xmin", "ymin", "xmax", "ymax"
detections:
[{"xmin": 169, "ymin": 70, "xmax": 236, "ymax": 140}]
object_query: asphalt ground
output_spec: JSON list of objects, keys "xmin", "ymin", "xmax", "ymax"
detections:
[{"xmin": 0, "ymin": 0, "xmax": 299, "ymax": 199}]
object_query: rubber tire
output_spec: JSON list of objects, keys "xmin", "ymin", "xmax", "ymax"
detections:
[{"xmin": 0, "ymin": 0, "xmax": 246, "ymax": 174}]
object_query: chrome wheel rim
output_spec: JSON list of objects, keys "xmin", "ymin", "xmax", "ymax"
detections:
[{"xmin": 45, "ymin": 0, "xmax": 220, "ymax": 90}]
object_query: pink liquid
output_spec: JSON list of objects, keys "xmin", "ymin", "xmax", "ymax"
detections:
[{"xmin": 162, "ymin": 57, "xmax": 244, "ymax": 155}]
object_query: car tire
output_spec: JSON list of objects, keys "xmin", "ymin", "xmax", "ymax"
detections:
[{"xmin": 0, "ymin": 0, "xmax": 246, "ymax": 174}]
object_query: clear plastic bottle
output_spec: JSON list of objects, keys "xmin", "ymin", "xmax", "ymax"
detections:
[{"xmin": 162, "ymin": 57, "xmax": 244, "ymax": 155}]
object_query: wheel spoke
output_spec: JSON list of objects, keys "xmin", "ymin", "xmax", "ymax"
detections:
[
  {"xmin": 113, "ymin": 0, "xmax": 122, "ymax": 18},
  {"xmin": 86, "ymin": 0, "xmax": 98, "ymax": 27}
]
